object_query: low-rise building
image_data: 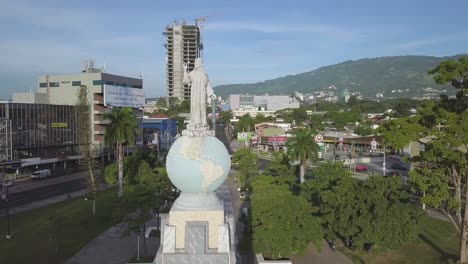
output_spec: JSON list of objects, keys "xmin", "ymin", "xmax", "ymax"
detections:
[
  {"xmin": 13, "ymin": 63, "xmax": 144, "ymax": 145},
  {"xmin": 229, "ymin": 94, "xmax": 300, "ymax": 112},
  {"xmin": 232, "ymin": 107, "xmax": 275, "ymax": 118},
  {"xmin": 141, "ymin": 114, "xmax": 178, "ymax": 151},
  {"xmin": 0, "ymin": 101, "xmax": 78, "ymax": 160}
]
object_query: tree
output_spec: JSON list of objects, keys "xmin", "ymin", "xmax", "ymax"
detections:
[
  {"xmin": 291, "ymin": 108, "xmax": 308, "ymax": 124},
  {"xmin": 429, "ymin": 56, "xmax": 468, "ymax": 114},
  {"xmin": 309, "ymin": 115, "xmax": 323, "ymax": 130},
  {"xmin": 113, "ymin": 160, "xmax": 176, "ymax": 258},
  {"xmin": 429, "ymin": 56, "xmax": 468, "ymax": 90},
  {"xmin": 304, "ymin": 163, "xmax": 421, "ymax": 251},
  {"xmin": 233, "ymin": 148, "xmax": 258, "ymax": 188},
  {"xmin": 324, "ymin": 110, "xmax": 360, "ymax": 130},
  {"xmin": 353, "ymin": 125, "xmax": 374, "ymax": 136},
  {"xmin": 167, "ymin": 97, "xmax": 180, "ymax": 111},
  {"xmin": 251, "ymin": 175, "xmax": 322, "ymax": 259},
  {"xmin": 392, "ymin": 99, "xmax": 414, "ymax": 118},
  {"xmin": 104, "ymin": 107, "xmax": 140, "ymax": 198},
  {"xmin": 410, "ymin": 104, "xmax": 468, "ymax": 262},
  {"xmin": 378, "ymin": 56, "xmax": 468, "ymax": 262},
  {"xmin": 76, "ymin": 85, "xmax": 98, "ymax": 214},
  {"xmin": 236, "ymin": 114, "xmax": 255, "ymax": 132},
  {"xmin": 104, "ymin": 163, "xmax": 118, "ymax": 184},
  {"xmin": 219, "ymin": 111, "xmax": 233, "ymax": 126},
  {"xmin": 347, "ymin": 95, "xmax": 358, "ymax": 108},
  {"xmin": 286, "ymin": 128, "xmax": 319, "ymax": 183},
  {"xmin": 156, "ymin": 97, "xmax": 168, "ymax": 110},
  {"xmin": 177, "ymin": 100, "xmax": 190, "ymax": 113},
  {"xmin": 378, "ymin": 116, "xmax": 424, "ymax": 150},
  {"xmin": 262, "ymin": 152, "xmax": 297, "ymax": 191}
]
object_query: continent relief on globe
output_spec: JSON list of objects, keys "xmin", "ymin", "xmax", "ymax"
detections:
[{"xmin": 166, "ymin": 136, "xmax": 231, "ymax": 194}]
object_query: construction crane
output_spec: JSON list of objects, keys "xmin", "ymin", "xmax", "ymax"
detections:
[{"xmin": 195, "ymin": 17, "xmax": 206, "ymax": 58}]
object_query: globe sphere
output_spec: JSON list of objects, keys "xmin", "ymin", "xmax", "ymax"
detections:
[{"xmin": 166, "ymin": 135, "xmax": 231, "ymax": 194}]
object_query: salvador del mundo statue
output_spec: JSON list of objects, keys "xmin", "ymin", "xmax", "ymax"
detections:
[
  {"xmin": 153, "ymin": 57, "xmax": 237, "ymax": 264},
  {"xmin": 183, "ymin": 58, "xmax": 216, "ymax": 132}
]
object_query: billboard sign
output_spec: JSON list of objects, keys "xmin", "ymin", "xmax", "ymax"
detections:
[
  {"xmin": 315, "ymin": 134, "xmax": 323, "ymax": 143},
  {"xmin": 237, "ymin": 132, "xmax": 253, "ymax": 142},
  {"xmin": 267, "ymin": 136, "xmax": 287, "ymax": 145},
  {"xmin": 51, "ymin": 123, "xmax": 67, "ymax": 128},
  {"xmin": 104, "ymin": 85, "xmax": 145, "ymax": 108}
]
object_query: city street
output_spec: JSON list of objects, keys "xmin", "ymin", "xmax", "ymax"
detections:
[{"xmin": 0, "ymin": 171, "xmax": 89, "ymax": 214}]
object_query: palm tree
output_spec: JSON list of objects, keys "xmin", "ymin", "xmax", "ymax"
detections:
[
  {"xmin": 104, "ymin": 107, "xmax": 140, "ymax": 198},
  {"xmin": 286, "ymin": 128, "xmax": 319, "ymax": 183}
]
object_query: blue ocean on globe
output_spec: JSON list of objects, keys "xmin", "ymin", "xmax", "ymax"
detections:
[{"xmin": 166, "ymin": 135, "xmax": 231, "ymax": 194}]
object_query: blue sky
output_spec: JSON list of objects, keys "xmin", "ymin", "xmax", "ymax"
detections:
[{"xmin": 0, "ymin": 0, "xmax": 467, "ymax": 99}]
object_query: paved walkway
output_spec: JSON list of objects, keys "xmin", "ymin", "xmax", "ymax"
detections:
[
  {"xmin": 66, "ymin": 219, "xmax": 160, "ymax": 264},
  {"xmin": 292, "ymin": 241, "xmax": 352, "ymax": 264}
]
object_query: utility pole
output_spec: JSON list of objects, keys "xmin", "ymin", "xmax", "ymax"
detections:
[{"xmin": 211, "ymin": 97, "xmax": 216, "ymax": 135}]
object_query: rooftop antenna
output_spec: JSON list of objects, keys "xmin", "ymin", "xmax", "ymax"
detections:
[
  {"xmin": 140, "ymin": 72, "xmax": 143, "ymax": 79},
  {"xmin": 82, "ymin": 58, "xmax": 95, "ymax": 72}
]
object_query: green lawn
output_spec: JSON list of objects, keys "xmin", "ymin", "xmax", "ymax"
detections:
[
  {"xmin": 338, "ymin": 213, "xmax": 459, "ymax": 264},
  {"xmin": 0, "ymin": 188, "xmax": 120, "ymax": 264}
]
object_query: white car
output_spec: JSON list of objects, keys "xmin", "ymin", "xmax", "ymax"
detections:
[
  {"xmin": 31, "ymin": 169, "xmax": 52, "ymax": 180},
  {"xmin": 2, "ymin": 181, "xmax": 13, "ymax": 187}
]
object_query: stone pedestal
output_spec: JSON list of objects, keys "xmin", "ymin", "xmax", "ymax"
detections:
[
  {"xmin": 154, "ymin": 193, "xmax": 236, "ymax": 264},
  {"xmin": 152, "ymin": 130, "xmax": 235, "ymax": 263}
]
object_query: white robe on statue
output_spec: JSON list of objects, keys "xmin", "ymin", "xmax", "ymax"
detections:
[{"xmin": 184, "ymin": 58, "xmax": 214, "ymax": 130}]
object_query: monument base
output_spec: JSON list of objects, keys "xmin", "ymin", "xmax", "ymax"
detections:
[{"xmin": 154, "ymin": 192, "xmax": 236, "ymax": 264}]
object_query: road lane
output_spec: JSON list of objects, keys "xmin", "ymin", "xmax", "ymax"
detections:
[{"xmin": 0, "ymin": 178, "xmax": 86, "ymax": 213}]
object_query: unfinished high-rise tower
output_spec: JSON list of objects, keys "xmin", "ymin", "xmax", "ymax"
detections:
[{"xmin": 164, "ymin": 21, "xmax": 202, "ymax": 101}]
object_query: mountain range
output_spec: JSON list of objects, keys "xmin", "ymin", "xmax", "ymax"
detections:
[{"xmin": 213, "ymin": 55, "xmax": 467, "ymax": 99}]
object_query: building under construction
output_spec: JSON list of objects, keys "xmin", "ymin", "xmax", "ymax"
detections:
[{"xmin": 164, "ymin": 21, "xmax": 202, "ymax": 101}]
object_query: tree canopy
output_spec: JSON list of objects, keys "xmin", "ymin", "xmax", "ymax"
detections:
[
  {"xmin": 251, "ymin": 175, "xmax": 323, "ymax": 259},
  {"xmin": 303, "ymin": 163, "xmax": 422, "ymax": 251},
  {"xmin": 429, "ymin": 56, "xmax": 468, "ymax": 90},
  {"xmin": 232, "ymin": 148, "xmax": 258, "ymax": 188},
  {"xmin": 378, "ymin": 56, "xmax": 468, "ymax": 262}
]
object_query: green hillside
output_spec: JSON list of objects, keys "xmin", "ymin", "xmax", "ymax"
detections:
[{"xmin": 214, "ymin": 55, "xmax": 466, "ymax": 99}]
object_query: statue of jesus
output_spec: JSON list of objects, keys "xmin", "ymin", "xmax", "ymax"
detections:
[{"xmin": 183, "ymin": 58, "xmax": 216, "ymax": 130}]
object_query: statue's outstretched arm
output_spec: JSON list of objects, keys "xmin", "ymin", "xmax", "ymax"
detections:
[
  {"xmin": 206, "ymin": 80, "xmax": 216, "ymax": 99},
  {"xmin": 183, "ymin": 62, "xmax": 191, "ymax": 85}
]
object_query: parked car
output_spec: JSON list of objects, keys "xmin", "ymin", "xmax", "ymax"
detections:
[
  {"xmin": 31, "ymin": 169, "xmax": 51, "ymax": 180},
  {"xmin": 355, "ymin": 165, "xmax": 368, "ymax": 172},
  {"xmin": 391, "ymin": 163, "xmax": 408, "ymax": 170}
]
